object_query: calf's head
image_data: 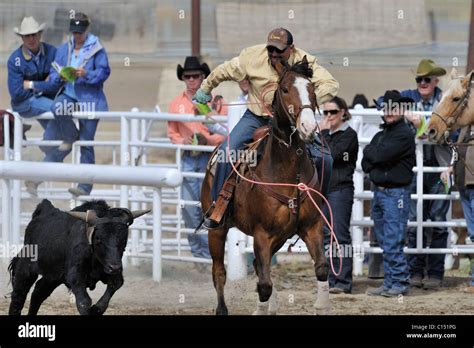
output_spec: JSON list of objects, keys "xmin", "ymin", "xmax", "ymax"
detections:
[{"xmin": 68, "ymin": 208, "xmax": 150, "ymax": 275}]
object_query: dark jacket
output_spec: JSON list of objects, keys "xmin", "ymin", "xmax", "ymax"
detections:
[
  {"xmin": 362, "ymin": 118, "xmax": 415, "ymax": 187},
  {"xmin": 321, "ymin": 125, "xmax": 358, "ymax": 192},
  {"xmin": 7, "ymin": 42, "xmax": 58, "ymax": 112}
]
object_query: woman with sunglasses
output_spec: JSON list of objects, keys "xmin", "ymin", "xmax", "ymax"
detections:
[{"xmin": 320, "ymin": 96, "xmax": 358, "ymax": 294}]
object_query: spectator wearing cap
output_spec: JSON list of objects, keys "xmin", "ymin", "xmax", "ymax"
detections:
[
  {"xmin": 48, "ymin": 12, "xmax": 110, "ymax": 197},
  {"xmin": 320, "ymin": 96, "xmax": 358, "ymax": 294},
  {"xmin": 362, "ymin": 90, "xmax": 415, "ymax": 297},
  {"xmin": 7, "ymin": 16, "xmax": 60, "ymax": 196},
  {"xmin": 193, "ymin": 27, "xmax": 339, "ymax": 229},
  {"xmin": 377, "ymin": 59, "xmax": 451, "ymax": 290},
  {"xmin": 168, "ymin": 56, "xmax": 227, "ymax": 259}
]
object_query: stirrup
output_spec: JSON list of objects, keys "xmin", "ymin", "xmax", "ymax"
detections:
[{"xmin": 202, "ymin": 216, "xmax": 223, "ymax": 230}]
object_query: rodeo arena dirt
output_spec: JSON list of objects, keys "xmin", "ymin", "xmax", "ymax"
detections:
[{"xmin": 1, "ymin": 0, "xmax": 474, "ymax": 346}]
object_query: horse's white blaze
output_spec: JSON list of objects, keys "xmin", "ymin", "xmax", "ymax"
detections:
[{"xmin": 294, "ymin": 77, "xmax": 316, "ymax": 138}]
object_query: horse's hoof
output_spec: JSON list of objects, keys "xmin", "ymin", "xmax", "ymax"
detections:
[
  {"xmin": 252, "ymin": 309, "xmax": 269, "ymax": 315},
  {"xmin": 216, "ymin": 307, "xmax": 228, "ymax": 315},
  {"xmin": 313, "ymin": 305, "xmax": 331, "ymax": 315},
  {"xmin": 253, "ymin": 300, "xmax": 270, "ymax": 315}
]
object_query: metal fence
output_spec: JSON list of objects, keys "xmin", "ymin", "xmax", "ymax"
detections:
[{"xmin": 0, "ymin": 106, "xmax": 471, "ymax": 281}]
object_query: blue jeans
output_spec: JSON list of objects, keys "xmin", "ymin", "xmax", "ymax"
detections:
[
  {"xmin": 51, "ymin": 93, "xmax": 80, "ymax": 143},
  {"xmin": 14, "ymin": 95, "xmax": 58, "ymax": 154},
  {"xmin": 371, "ymin": 186, "xmax": 411, "ymax": 292},
  {"xmin": 211, "ymin": 109, "xmax": 333, "ymax": 201},
  {"xmin": 182, "ymin": 152, "xmax": 211, "ymax": 259},
  {"xmin": 463, "ymin": 188, "xmax": 474, "ymax": 286},
  {"xmin": 460, "ymin": 188, "xmax": 474, "ymax": 237},
  {"xmin": 323, "ymin": 187, "xmax": 354, "ymax": 293},
  {"xmin": 49, "ymin": 93, "xmax": 99, "ymax": 194},
  {"xmin": 407, "ymin": 175, "xmax": 449, "ymax": 280}
]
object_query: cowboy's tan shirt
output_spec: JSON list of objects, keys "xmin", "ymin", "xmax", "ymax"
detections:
[{"xmin": 200, "ymin": 44, "xmax": 339, "ymax": 116}]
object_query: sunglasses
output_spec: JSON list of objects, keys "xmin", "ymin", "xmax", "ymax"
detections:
[
  {"xmin": 267, "ymin": 45, "xmax": 289, "ymax": 54},
  {"xmin": 182, "ymin": 73, "xmax": 202, "ymax": 80},
  {"xmin": 416, "ymin": 76, "xmax": 432, "ymax": 84},
  {"xmin": 323, "ymin": 109, "xmax": 340, "ymax": 116}
]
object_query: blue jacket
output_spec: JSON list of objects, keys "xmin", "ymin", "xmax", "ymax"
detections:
[
  {"xmin": 7, "ymin": 42, "xmax": 58, "ymax": 111},
  {"xmin": 375, "ymin": 87, "xmax": 442, "ymax": 112},
  {"xmin": 49, "ymin": 33, "xmax": 110, "ymax": 111}
]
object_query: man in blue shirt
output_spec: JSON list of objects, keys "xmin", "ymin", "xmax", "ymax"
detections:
[{"xmin": 7, "ymin": 17, "xmax": 60, "ymax": 196}]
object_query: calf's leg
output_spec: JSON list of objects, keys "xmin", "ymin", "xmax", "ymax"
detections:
[
  {"xmin": 70, "ymin": 286, "xmax": 92, "ymax": 315},
  {"xmin": 90, "ymin": 275, "xmax": 124, "ymax": 315},
  {"xmin": 9, "ymin": 260, "xmax": 38, "ymax": 315},
  {"xmin": 28, "ymin": 277, "xmax": 61, "ymax": 315}
]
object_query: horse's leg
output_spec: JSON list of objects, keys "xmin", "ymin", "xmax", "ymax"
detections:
[
  {"xmin": 300, "ymin": 219, "xmax": 331, "ymax": 314},
  {"xmin": 251, "ymin": 239, "xmax": 283, "ymax": 315},
  {"xmin": 209, "ymin": 226, "xmax": 229, "ymax": 315},
  {"xmin": 264, "ymin": 239, "xmax": 288, "ymax": 315},
  {"xmin": 252, "ymin": 229, "xmax": 275, "ymax": 315}
]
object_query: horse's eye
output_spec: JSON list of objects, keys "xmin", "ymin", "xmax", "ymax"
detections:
[
  {"xmin": 282, "ymin": 87, "xmax": 288, "ymax": 94},
  {"xmin": 453, "ymin": 97, "xmax": 461, "ymax": 102}
]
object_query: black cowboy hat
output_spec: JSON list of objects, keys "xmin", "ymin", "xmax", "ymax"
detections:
[
  {"xmin": 177, "ymin": 56, "xmax": 211, "ymax": 81},
  {"xmin": 373, "ymin": 90, "xmax": 415, "ymax": 110}
]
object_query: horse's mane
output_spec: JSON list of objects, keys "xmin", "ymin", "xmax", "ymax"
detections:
[{"xmin": 286, "ymin": 59, "xmax": 313, "ymax": 78}]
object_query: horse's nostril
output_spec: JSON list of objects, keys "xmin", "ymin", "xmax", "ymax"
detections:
[{"xmin": 428, "ymin": 128, "xmax": 437, "ymax": 138}]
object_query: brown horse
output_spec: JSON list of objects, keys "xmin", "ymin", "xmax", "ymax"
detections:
[
  {"xmin": 201, "ymin": 56, "xmax": 330, "ymax": 315},
  {"xmin": 428, "ymin": 68, "xmax": 474, "ymax": 143}
]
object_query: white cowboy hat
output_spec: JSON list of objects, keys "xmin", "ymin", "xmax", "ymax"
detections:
[{"xmin": 14, "ymin": 16, "xmax": 46, "ymax": 36}]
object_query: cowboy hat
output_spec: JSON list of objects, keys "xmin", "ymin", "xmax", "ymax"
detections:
[
  {"xmin": 14, "ymin": 16, "xmax": 46, "ymax": 36},
  {"xmin": 373, "ymin": 90, "xmax": 415, "ymax": 110},
  {"xmin": 177, "ymin": 56, "xmax": 210, "ymax": 81},
  {"xmin": 415, "ymin": 59, "xmax": 446, "ymax": 77}
]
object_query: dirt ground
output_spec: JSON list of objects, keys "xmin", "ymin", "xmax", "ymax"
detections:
[{"xmin": 1, "ymin": 255, "xmax": 473, "ymax": 316}]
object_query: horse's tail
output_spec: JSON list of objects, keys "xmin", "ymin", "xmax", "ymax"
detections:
[{"xmin": 8, "ymin": 256, "xmax": 19, "ymax": 285}]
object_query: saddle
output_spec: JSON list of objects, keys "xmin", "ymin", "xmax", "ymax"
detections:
[{"xmin": 207, "ymin": 125, "xmax": 270, "ymax": 224}]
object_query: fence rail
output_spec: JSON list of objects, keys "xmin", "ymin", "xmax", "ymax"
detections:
[{"xmin": 0, "ymin": 106, "xmax": 468, "ymax": 281}]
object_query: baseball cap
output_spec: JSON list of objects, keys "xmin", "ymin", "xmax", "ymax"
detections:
[
  {"xmin": 266, "ymin": 28, "xmax": 293, "ymax": 51},
  {"xmin": 69, "ymin": 13, "xmax": 90, "ymax": 33}
]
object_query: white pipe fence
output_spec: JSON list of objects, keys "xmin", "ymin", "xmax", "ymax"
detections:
[
  {"xmin": 0, "ymin": 160, "xmax": 182, "ymax": 282},
  {"xmin": 0, "ymin": 106, "xmax": 470, "ymax": 282}
]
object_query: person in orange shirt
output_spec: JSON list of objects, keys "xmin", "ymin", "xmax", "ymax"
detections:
[{"xmin": 168, "ymin": 56, "xmax": 227, "ymax": 259}]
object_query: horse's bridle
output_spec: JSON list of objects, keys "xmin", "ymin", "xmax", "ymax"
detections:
[
  {"xmin": 272, "ymin": 68, "xmax": 316, "ymax": 147},
  {"xmin": 431, "ymin": 73, "xmax": 474, "ymax": 138}
]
